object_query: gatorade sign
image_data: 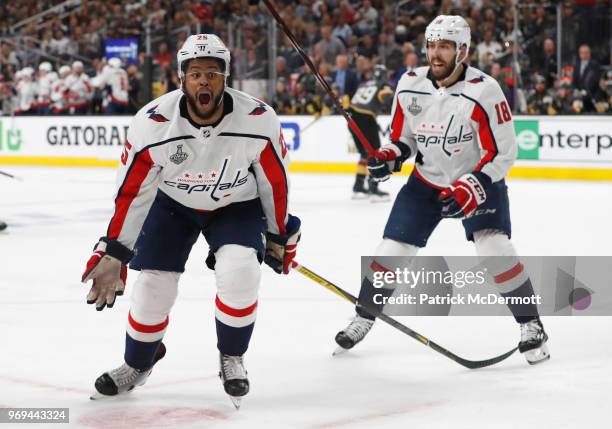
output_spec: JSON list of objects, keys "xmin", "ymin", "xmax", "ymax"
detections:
[{"xmin": 515, "ymin": 117, "xmax": 612, "ymax": 162}]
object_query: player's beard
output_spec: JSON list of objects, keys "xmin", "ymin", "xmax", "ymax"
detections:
[
  {"xmin": 185, "ymin": 86, "xmax": 224, "ymax": 121},
  {"xmin": 429, "ymin": 55, "xmax": 456, "ymax": 81}
]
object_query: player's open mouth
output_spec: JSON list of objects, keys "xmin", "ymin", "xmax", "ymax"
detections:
[{"xmin": 198, "ymin": 92, "xmax": 211, "ymax": 106}]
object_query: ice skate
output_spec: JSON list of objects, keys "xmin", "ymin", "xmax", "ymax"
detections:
[
  {"xmin": 0, "ymin": 221, "xmax": 7, "ymax": 232},
  {"xmin": 352, "ymin": 177, "xmax": 369, "ymax": 200},
  {"xmin": 334, "ymin": 315, "xmax": 374, "ymax": 355},
  {"xmin": 90, "ymin": 342, "xmax": 166, "ymax": 399},
  {"xmin": 219, "ymin": 353, "xmax": 249, "ymax": 409},
  {"xmin": 519, "ymin": 318, "xmax": 550, "ymax": 365},
  {"xmin": 368, "ymin": 180, "xmax": 390, "ymax": 203}
]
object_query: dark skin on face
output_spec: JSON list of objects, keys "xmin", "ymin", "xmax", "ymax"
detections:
[
  {"xmin": 427, "ymin": 39, "xmax": 467, "ymax": 87},
  {"xmin": 182, "ymin": 58, "xmax": 226, "ymax": 126}
]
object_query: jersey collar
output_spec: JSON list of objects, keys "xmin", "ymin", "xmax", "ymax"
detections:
[{"xmin": 179, "ymin": 91, "xmax": 234, "ymax": 129}]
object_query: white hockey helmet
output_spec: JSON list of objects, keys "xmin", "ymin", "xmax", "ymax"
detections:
[
  {"xmin": 72, "ymin": 60, "xmax": 84, "ymax": 70},
  {"xmin": 108, "ymin": 57, "xmax": 122, "ymax": 68},
  {"xmin": 425, "ymin": 15, "xmax": 471, "ymax": 64},
  {"xmin": 22, "ymin": 67, "xmax": 35, "ymax": 77},
  {"xmin": 59, "ymin": 65, "xmax": 71, "ymax": 76},
  {"xmin": 39, "ymin": 61, "xmax": 52, "ymax": 72},
  {"xmin": 177, "ymin": 34, "xmax": 230, "ymax": 80}
]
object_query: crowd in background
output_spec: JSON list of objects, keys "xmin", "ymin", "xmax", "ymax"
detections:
[{"xmin": 0, "ymin": 0, "xmax": 610, "ymax": 116}]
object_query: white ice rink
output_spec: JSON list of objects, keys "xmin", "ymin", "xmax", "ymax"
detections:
[{"xmin": 1, "ymin": 167, "xmax": 611, "ymax": 428}]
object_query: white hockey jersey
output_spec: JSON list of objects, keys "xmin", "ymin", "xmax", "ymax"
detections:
[
  {"xmin": 16, "ymin": 80, "xmax": 37, "ymax": 112},
  {"xmin": 93, "ymin": 65, "xmax": 128, "ymax": 104},
  {"xmin": 64, "ymin": 72, "xmax": 93, "ymax": 109},
  {"xmin": 36, "ymin": 72, "xmax": 58, "ymax": 107},
  {"xmin": 389, "ymin": 65, "xmax": 517, "ymax": 187},
  {"xmin": 106, "ymin": 87, "xmax": 290, "ymax": 250}
]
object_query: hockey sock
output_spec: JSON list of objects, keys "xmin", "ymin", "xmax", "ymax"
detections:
[
  {"xmin": 124, "ymin": 333, "xmax": 163, "ymax": 370},
  {"xmin": 216, "ymin": 319, "xmax": 254, "ymax": 356}
]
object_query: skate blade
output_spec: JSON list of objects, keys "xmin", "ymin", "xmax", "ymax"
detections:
[
  {"xmin": 369, "ymin": 195, "xmax": 390, "ymax": 203},
  {"xmin": 229, "ymin": 396, "xmax": 242, "ymax": 409},
  {"xmin": 352, "ymin": 192, "xmax": 369, "ymax": 200},
  {"xmin": 525, "ymin": 343, "xmax": 551, "ymax": 365}
]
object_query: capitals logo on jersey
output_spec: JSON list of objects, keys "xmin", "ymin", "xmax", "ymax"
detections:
[
  {"xmin": 146, "ymin": 105, "xmax": 169, "ymax": 122},
  {"xmin": 163, "ymin": 157, "xmax": 249, "ymax": 201},
  {"xmin": 249, "ymin": 100, "xmax": 267, "ymax": 116}
]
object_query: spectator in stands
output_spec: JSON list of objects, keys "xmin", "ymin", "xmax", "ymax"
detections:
[
  {"xmin": 331, "ymin": 11, "xmax": 353, "ymax": 46},
  {"xmin": 536, "ymin": 38, "xmax": 558, "ymax": 88},
  {"xmin": 476, "ymin": 29, "xmax": 503, "ymax": 70},
  {"xmin": 592, "ymin": 70, "xmax": 612, "ymax": 114},
  {"xmin": 275, "ymin": 56, "xmax": 291, "ymax": 82},
  {"xmin": 127, "ymin": 64, "xmax": 141, "ymax": 114},
  {"xmin": 572, "ymin": 44, "xmax": 602, "ymax": 112},
  {"xmin": 548, "ymin": 79, "xmax": 583, "ymax": 115},
  {"xmin": 50, "ymin": 29, "xmax": 70, "ymax": 57},
  {"xmin": 271, "ymin": 77, "xmax": 294, "ymax": 115},
  {"xmin": 333, "ymin": 54, "xmax": 358, "ymax": 98},
  {"xmin": 354, "ymin": 0, "xmax": 379, "ymax": 36},
  {"xmin": 377, "ymin": 31, "xmax": 402, "ymax": 71},
  {"xmin": 317, "ymin": 24, "xmax": 346, "ymax": 65},
  {"xmin": 356, "ymin": 33, "xmax": 376, "ymax": 59},
  {"xmin": 153, "ymin": 41, "xmax": 173, "ymax": 69},
  {"xmin": 245, "ymin": 48, "xmax": 266, "ymax": 79},
  {"xmin": 526, "ymin": 74, "xmax": 552, "ymax": 115}
]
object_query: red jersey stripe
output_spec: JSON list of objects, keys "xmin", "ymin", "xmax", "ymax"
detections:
[
  {"xmin": 390, "ymin": 98, "xmax": 405, "ymax": 142},
  {"xmin": 258, "ymin": 141, "xmax": 288, "ymax": 235},
  {"xmin": 215, "ymin": 296, "xmax": 258, "ymax": 318},
  {"xmin": 108, "ymin": 149, "xmax": 154, "ymax": 239},
  {"xmin": 128, "ymin": 311, "xmax": 169, "ymax": 333},
  {"xmin": 470, "ymin": 103, "xmax": 498, "ymax": 172}
]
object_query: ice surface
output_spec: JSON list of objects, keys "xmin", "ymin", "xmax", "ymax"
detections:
[{"xmin": 1, "ymin": 167, "xmax": 610, "ymax": 428}]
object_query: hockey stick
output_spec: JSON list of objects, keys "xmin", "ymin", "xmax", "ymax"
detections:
[
  {"xmin": 292, "ymin": 261, "xmax": 518, "ymax": 369},
  {"xmin": 299, "ymin": 113, "xmax": 322, "ymax": 137},
  {"xmin": 262, "ymin": 0, "xmax": 376, "ymax": 156},
  {"xmin": 0, "ymin": 170, "xmax": 23, "ymax": 181}
]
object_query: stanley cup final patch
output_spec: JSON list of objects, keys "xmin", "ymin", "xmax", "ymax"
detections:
[
  {"xmin": 170, "ymin": 144, "xmax": 189, "ymax": 164},
  {"xmin": 408, "ymin": 97, "xmax": 422, "ymax": 116}
]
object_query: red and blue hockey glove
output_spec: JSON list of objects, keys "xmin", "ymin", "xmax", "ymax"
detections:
[
  {"xmin": 438, "ymin": 172, "xmax": 490, "ymax": 219},
  {"xmin": 367, "ymin": 142, "xmax": 411, "ymax": 182},
  {"xmin": 81, "ymin": 237, "xmax": 133, "ymax": 311},
  {"xmin": 265, "ymin": 215, "xmax": 301, "ymax": 274}
]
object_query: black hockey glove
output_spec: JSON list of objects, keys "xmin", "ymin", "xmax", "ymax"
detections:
[
  {"xmin": 265, "ymin": 214, "xmax": 301, "ymax": 274},
  {"xmin": 367, "ymin": 142, "xmax": 411, "ymax": 182}
]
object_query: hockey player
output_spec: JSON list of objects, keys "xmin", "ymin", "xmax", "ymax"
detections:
[
  {"xmin": 81, "ymin": 34, "xmax": 301, "ymax": 407},
  {"xmin": 15, "ymin": 67, "xmax": 37, "ymax": 115},
  {"xmin": 335, "ymin": 16, "xmax": 550, "ymax": 365},
  {"xmin": 50, "ymin": 65, "xmax": 72, "ymax": 114},
  {"xmin": 92, "ymin": 57, "xmax": 129, "ymax": 115},
  {"xmin": 65, "ymin": 61, "xmax": 92, "ymax": 114},
  {"xmin": 347, "ymin": 64, "xmax": 394, "ymax": 201},
  {"xmin": 35, "ymin": 62, "xmax": 57, "ymax": 115}
]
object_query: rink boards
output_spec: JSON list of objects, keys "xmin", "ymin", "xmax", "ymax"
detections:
[{"xmin": 0, "ymin": 114, "xmax": 610, "ymax": 180}]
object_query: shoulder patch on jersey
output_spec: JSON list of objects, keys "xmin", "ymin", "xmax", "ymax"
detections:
[
  {"xmin": 146, "ymin": 105, "xmax": 169, "ymax": 122},
  {"xmin": 249, "ymin": 100, "xmax": 268, "ymax": 116},
  {"xmin": 468, "ymin": 75, "xmax": 486, "ymax": 84}
]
